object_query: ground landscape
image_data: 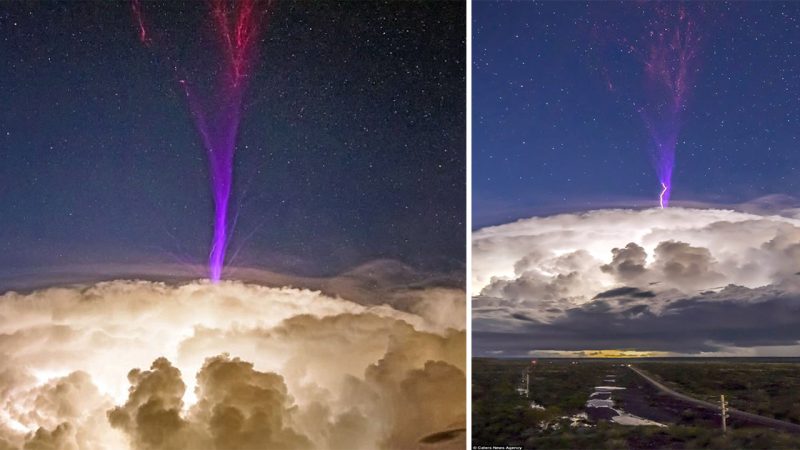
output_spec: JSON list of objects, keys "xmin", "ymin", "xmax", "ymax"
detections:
[{"xmin": 473, "ymin": 358, "xmax": 800, "ymax": 449}]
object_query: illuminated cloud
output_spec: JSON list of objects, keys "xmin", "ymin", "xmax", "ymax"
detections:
[
  {"xmin": 472, "ymin": 207, "xmax": 800, "ymax": 356},
  {"xmin": 0, "ymin": 280, "xmax": 465, "ymax": 449}
]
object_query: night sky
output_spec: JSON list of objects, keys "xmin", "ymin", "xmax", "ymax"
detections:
[
  {"xmin": 0, "ymin": 1, "xmax": 465, "ymax": 286},
  {"xmin": 473, "ymin": 1, "xmax": 800, "ymax": 227}
]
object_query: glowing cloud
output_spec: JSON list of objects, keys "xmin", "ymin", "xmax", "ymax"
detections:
[
  {"xmin": 0, "ymin": 280, "xmax": 465, "ymax": 449},
  {"xmin": 474, "ymin": 207, "xmax": 800, "ymax": 297},
  {"xmin": 472, "ymin": 206, "xmax": 800, "ymax": 355}
]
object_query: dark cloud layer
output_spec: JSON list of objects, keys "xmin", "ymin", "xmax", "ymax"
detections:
[
  {"xmin": 592, "ymin": 287, "xmax": 655, "ymax": 299},
  {"xmin": 475, "ymin": 287, "xmax": 800, "ymax": 355}
]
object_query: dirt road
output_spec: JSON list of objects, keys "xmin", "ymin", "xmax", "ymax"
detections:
[{"xmin": 629, "ymin": 365, "xmax": 800, "ymax": 434}]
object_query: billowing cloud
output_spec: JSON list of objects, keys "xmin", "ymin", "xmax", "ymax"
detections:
[
  {"xmin": 0, "ymin": 279, "xmax": 465, "ymax": 449},
  {"xmin": 107, "ymin": 355, "xmax": 312, "ymax": 450},
  {"xmin": 472, "ymin": 207, "xmax": 800, "ymax": 356},
  {"xmin": 600, "ymin": 243, "xmax": 647, "ymax": 281}
]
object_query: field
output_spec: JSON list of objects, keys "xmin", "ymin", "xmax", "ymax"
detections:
[{"xmin": 472, "ymin": 358, "xmax": 800, "ymax": 449}]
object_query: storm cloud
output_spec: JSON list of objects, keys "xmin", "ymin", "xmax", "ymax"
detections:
[
  {"xmin": 0, "ymin": 279, "xmax": 465, "ymax": 449},
  {"xmin": 472, "ymin": 207, "xmax": 800, "ymax": 356}
]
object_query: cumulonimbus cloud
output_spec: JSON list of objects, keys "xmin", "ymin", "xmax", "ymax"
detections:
[
  {"xmin": 0, "ymin": 280, "xmax": 465, "ymax": 449},
  {"xmin": 472, "ymin": 207, "xmax": 800, "ymax": 356}
]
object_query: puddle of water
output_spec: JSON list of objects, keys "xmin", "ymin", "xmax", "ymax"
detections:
[
  {"xmin": 612, "ymin": 414, "xmax": 667, "ymax": 427},
  {"xmin": 586, "ymin": 381, "xmax": 665, "ymax": 427},
  {"xmin": 587, "ymin": 398, "xmax": 614, "ymax": 408}
]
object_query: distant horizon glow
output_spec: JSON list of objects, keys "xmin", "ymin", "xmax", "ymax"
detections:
[{"xmin": 527, "ymin": 349, "xmax": 673, "ymax": 359}]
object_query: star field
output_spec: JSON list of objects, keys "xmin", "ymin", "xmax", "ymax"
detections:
[
  {"xmin": 0, "ymin": 1, "xmax": 465, "ymax": 283},
  {"xmin": 473, "ymin": 1, "xmax": 800, "ymax": 226}
]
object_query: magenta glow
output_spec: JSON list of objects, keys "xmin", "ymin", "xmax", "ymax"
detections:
[
  {"xmin": 189, "ymin": 0, "xmax": 265, "ymax": 282},
  {"xmin": 638, "ymin": 4, "xmax": 701, "ymax": 208},
  {"xmin": 132, "ymin": 0, "xmax": 269, "ymax": 282}
]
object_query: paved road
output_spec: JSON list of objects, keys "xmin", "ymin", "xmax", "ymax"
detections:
[{"xmin": 629, "ymin": 365, "xmax": 800, "ymax": 434}]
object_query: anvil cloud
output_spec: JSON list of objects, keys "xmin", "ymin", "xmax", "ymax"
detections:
[{"xmin": 472, "ymin": 206, "xmax": 800, "ymax": 356}]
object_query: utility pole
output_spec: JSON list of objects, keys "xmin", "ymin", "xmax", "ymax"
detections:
[
  {"xmin": 527, "ymin": 359, "xmax": 536, "ymax": 398},
  {"xmin": 720, "ymin": 394, "xmax": 728, "ymax": 433},
  {"xmin": 525, "ymin": 370, "xmax": 530, "ymax": 397}
]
